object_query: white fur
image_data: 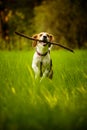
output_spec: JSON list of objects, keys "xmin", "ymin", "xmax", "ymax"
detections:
[{"xmin": 32, "ymin": 32, "xmax": 53, "ymax": 80}]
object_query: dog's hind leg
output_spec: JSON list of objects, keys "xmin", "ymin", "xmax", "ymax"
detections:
[
  {"xmin": 48, "ymin": 59, "xmax": 53, "ymax": 79},
  {"xmin": 40, "ymin": 61, "xmax": 43, "ymax": 77}
]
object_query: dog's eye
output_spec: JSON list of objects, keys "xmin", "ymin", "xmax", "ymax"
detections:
[
  {"xmin": 39, "ymin": 34, "xmax": 43, "ymax": 37},
  {"xmin": 47, "ymin": 34, "xmax": 49, "ymax": 38}
]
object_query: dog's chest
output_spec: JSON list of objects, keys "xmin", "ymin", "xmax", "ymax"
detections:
[
  {"xmin": 34, "ymin": 52, "xmax": 50, "ymax": 69},
  {"xmin": 38, "ymin": 55, "xmax": 50, "ymax": 68},
  {"xmin": 39, "ymin": 57, "xmax": 50, "ymax": 74}
]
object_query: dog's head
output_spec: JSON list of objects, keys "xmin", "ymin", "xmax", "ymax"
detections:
[{"xmin": 32, "ymin": 32, "xmax": 54, "ymax": 47}]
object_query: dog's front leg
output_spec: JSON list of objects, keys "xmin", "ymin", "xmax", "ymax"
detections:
[
  {"xmin": 40, "ymin": 69, "xmax": 49, "ymax": 82},
  {"xmin": 40, "ymin": 69, "xmax": 49, "ymax": 81},
  {"xmin": 32, "ymin": 64, "xmax": 41, "ymax": 79}
]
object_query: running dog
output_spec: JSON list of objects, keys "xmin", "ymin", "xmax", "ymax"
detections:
[{"xmin": 32, "ymin": 32, "xmax": 54, "ymax": 80}]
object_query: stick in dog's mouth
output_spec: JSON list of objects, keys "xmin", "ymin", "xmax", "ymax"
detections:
[{"xmin": 15, "ymin": 31, "xmax": 74, "ymax": 53}]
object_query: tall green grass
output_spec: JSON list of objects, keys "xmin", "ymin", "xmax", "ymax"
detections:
[{"xmin": 0, "ymin": 50, "xmax": 87, "ymax": 130}]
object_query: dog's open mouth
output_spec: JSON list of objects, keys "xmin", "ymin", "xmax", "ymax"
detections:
[
  {"xmin": 42, "ymin": 42, "xmax": 47, "ymax": 46},
  {"xmin": 40, "ymin": 42, "xmax": 47, "ymax": 46}
]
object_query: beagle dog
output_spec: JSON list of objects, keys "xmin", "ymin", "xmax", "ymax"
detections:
[{"xmin": 32, "ymin": 32, "xmax": 54, "ymax": 80}]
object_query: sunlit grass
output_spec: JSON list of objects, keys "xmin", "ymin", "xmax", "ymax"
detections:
[{"xmin": 0, "ymin": 50, "xmax": 87, "ymax": 130}]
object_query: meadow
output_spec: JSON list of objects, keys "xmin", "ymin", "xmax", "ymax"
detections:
[{"xmin": 0, "ymin": 50, "xmax": 87, "ymax": 130}]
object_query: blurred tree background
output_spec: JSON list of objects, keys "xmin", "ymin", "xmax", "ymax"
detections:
[{"xmin": 0, "ymin": 0, "xmax": 87, "ymax": 50}]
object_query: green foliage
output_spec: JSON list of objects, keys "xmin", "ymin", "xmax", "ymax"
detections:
[
  {"xmin": 0, "ymin": 50, "xmax": 87, "ymax": 130},
  {"xmin": 0, "ymin": 0, "xmax": 87, "ymax": 50},
  {"xmin": 33, "ymin": 0, "xmax": 87, "ymax": 48}
]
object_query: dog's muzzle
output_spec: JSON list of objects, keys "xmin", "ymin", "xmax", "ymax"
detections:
[
  {"xmin": 40, "ymin": 42, "xmax": 47, "ymax": 46},
  {"xmin": 40, "ymin": 36, "xmax": 48, "ymax": 46}
]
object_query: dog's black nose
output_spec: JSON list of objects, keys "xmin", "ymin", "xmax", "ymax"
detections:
[
  {"xmin": 43, "ymin": 35, "xmax": 47, "ymax": 38},
  {"xmin": 43, "ymin": 36, "xmax": 47, "ymax": 39},
  {"xmin": 43, "ymin": 36, "xmax": 47, "ymax": 42}
]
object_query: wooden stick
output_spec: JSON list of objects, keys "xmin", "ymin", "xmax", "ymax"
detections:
[{"xmin": 15, "ymin": 31, "xmax": 74, "ymax": 53}]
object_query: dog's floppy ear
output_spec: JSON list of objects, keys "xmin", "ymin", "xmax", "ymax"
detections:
[
  {"xmin": 48, "ymin": 34, "xmax": 54, "ymax": 47},
  {"xmin": 32, "ymin": 34, "xmax": 38, "ymax": 47},
  {"xmin": 49, "ymin": 34, "xmax": 54, "ymax": 42}
]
